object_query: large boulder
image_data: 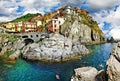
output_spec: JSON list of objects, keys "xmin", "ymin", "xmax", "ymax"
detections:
[
  {"xmin": 22, "ymin": 33, "xmax": 89, "ymax": 62},
  {"xmin": 107, "ymin": 42, "xmax": 120, "ymax": 81},
  {"xmin": 71, "ymin": 67, "xmax": 107, "ymax": 81},
  {"xmin": 71, "ymin": 67, "xmax": 98, "ymax": 81}
]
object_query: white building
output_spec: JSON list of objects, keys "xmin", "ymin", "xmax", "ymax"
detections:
[
  {"xmin": 65, "ymin": 6, "xmax": 77, "ymax": 15},
  {"xmin": 52, "ymin": 17, "xmax": 65, "ymax": 32}
]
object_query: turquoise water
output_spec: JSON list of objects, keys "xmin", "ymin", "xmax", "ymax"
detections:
[{"xmin": 0, "ymin": 43, "xmax": 115, "ymax": 81}]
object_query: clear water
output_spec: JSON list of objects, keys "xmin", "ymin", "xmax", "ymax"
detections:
[{"xmin": 0, "ymin": 43, "xmax": 115, "ymax": 81}]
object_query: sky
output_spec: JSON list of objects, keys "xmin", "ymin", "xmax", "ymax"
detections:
[{"xmin": 0, "ymin": 0, "xmax": 120, "ymax": 39}]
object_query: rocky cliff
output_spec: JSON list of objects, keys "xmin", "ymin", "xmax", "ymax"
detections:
[
  {"xmin": 22, "ymin": 33, "xmax": 89, "ymax": 62},
  {"xmin": 29, "ymin": 6, "xmax": 106, "ymax": 44},
  {"xmin": 107, "ymin": 42, "xmax": 120, "ymax": 81},
  {"xmin": 0, "ymin": 33, "xmax": 25, "ymax": 63},
  {"xmin": 60, "ymin": 14, "xmax": 106, "ymax": 44},
  {"xmin": 0, "ymin": 33, "xmax": 89, "ymax": 62}
]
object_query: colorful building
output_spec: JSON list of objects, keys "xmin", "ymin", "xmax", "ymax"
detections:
[
  {"xmin": 4, "ymin": 22, "xmax": 15, "ymax": 29},
  {"xmin": 23, "ymin": 22, "xmax": 37, "ymax": 32},
  {"xmin": 47, "ymin": 16, "xmax": 65, "ymax": 33},
  {"xmin": 17, "ymin": 21, "xmax": 23, "ymax": 32}
]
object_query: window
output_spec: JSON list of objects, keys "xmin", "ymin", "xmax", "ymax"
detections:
[
  {"xmin": 31, "ymin": 35, "xmax": 33, "ymax": 38},
  {"xmin": 54, "ymin": 25, "xmax": 56, "ymax": 27},
  {"xmin": 59, "ymin": 21, "xmax": 61, "ymax": 24},
  {"xmin": 54, "ymin": 21, "xmax": 56, "ymax": 23},
  {"xmin": 59, "ymin": 25, "xmax": 61, "ymax": 28},
  {"xmin": 54, "ymin": 29, "xmax": 56, "ymax": 31},
  {"xmin": 22, "ymin": 35, "xmax": 28, "ymax": 38},
  {"xmin": 36, "ymin": 35, "xmax": 38, "ymax": 37}
]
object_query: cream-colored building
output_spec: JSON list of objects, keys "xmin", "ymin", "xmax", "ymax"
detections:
[
  {"xmin": 37, "ymin": 21, "xmax": 42, "ymax": 26},
  {"xmin": 52, "ymin": 17, "xmax": 65, "ymax": 32},
  {"xmin": 17, "ymin": 21, "xmax": 23, "ymax": 32}
]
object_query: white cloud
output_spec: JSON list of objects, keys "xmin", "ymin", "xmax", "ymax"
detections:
[
  {"xmin": 85, "ymin": 0, "xmax": 119, "ymax": 12},
  {"xmin": 0, "ymin": 0, "xmax": 120, "ymax": 39},
  {"xmin": 0, "ymin": 16, "xmax": 12, "ymax": 22},
  {"xmin": 109, "ymin": 28, "xmax": 120, "ymax": 39},
  {"xmin": 58, "ymin": 0, "xmax": 84, "ymax": 7},
  {"xmin": 0, "ymin": 0, "xmax": 120, "ymax": 22},
  {"xmin": 0, "ymin": 0, "xmax": 60, "ymax": 22},
  {"xmin": 0, "ymin": 0, "xmax": 17, "ymax": 16},
  {"xmin": 93, "ymin": 5, "xmax": 120, "ymax": 39},
  {"xmin": 19, "ymin": 0, "xmax": 59, "ymax": 14},
  {"xmin": 0, "ymin": 0, "xmax": 19, "ymax": 22}
]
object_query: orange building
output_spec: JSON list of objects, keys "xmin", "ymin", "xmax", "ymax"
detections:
[{"xmin": 77, "ymin": 9, "xmax": 88, "ymax": 15}]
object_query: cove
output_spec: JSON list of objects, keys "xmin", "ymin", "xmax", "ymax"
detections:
[{"xmin": 0, "ymin": 43, "xmax": 115, "ymax": 81}]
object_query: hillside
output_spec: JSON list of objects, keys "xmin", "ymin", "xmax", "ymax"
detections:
[
  {"xmin": 2, "ymin": 6, "xmax": 106, "ymax": 44},
  {"xmin": 43, "ymin": 6, "xmax": 107, "ymax": 44},
  {"xmin": 11, "ymin": 13, "xmax": 42, "ymax": 22}
]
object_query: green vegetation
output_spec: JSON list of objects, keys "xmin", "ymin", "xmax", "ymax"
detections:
[
  {"xmin": 79, "ymin": 13, "xmax": 102, "ymax": 34},
  {"xmin": 0, "ymin": 23, "xmax": 3, "ymax": 26},
  {"xmin": 1, "ymin": 33, "xmax": 18, "ymax": 42},
  {"xmin": 3, "ymin": 50, "xmax": 15, "ymax": 58},
  {"xmin": 11, "ymin": 13, "xmax": 42, "ymax": 22}
]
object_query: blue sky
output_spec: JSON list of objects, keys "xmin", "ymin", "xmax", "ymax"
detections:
[{"xmin": 0, "ymin": 0, "xmax": 120, "ymax": 39}]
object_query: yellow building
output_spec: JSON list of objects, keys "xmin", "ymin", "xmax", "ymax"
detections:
[{"xmin": 4, "ymin": 22, "xmax": 15, "ymax": 29}]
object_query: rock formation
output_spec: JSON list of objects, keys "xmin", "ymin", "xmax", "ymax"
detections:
[
  {"xmin": 22, "ymin": 33, "xmax": 89, "ymax": 62},
  {"xmin": 71, "ymin": 67, "xmax": 98, "ymax": 81},
  {"xmin": 71, "ymin": 42, "xmax": 120, "ymax": 81},
  {"xmin": 107, "ymin": 42, "xmax": 120, "ymax": 81},
  {"xmin": 60, "ymin": 14, "xmax": 106, "ymax": 44},
  {"xmin": 71, "ymin": 67, "xmax": 107, "ymax": 81},
  {"xmin": 0, "ymin": 33, "xmax": 25, "ymax": 62},
  {"xmin": 28, "ymin": 6, "xmax": 106, "ymax": 44}
]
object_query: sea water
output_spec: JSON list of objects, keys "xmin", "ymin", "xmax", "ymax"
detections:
[{"xmin": 0, "ymin": 43, "xmax": 115, "ymax": 81}]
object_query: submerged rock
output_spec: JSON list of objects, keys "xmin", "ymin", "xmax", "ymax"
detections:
[
  {"xmin": 22, "ymin": 33, "xmax": 89, "ymax": 62},
  {"xmin": 107, "ymin": 42, "xmax": 120, "ymax": 81}
]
